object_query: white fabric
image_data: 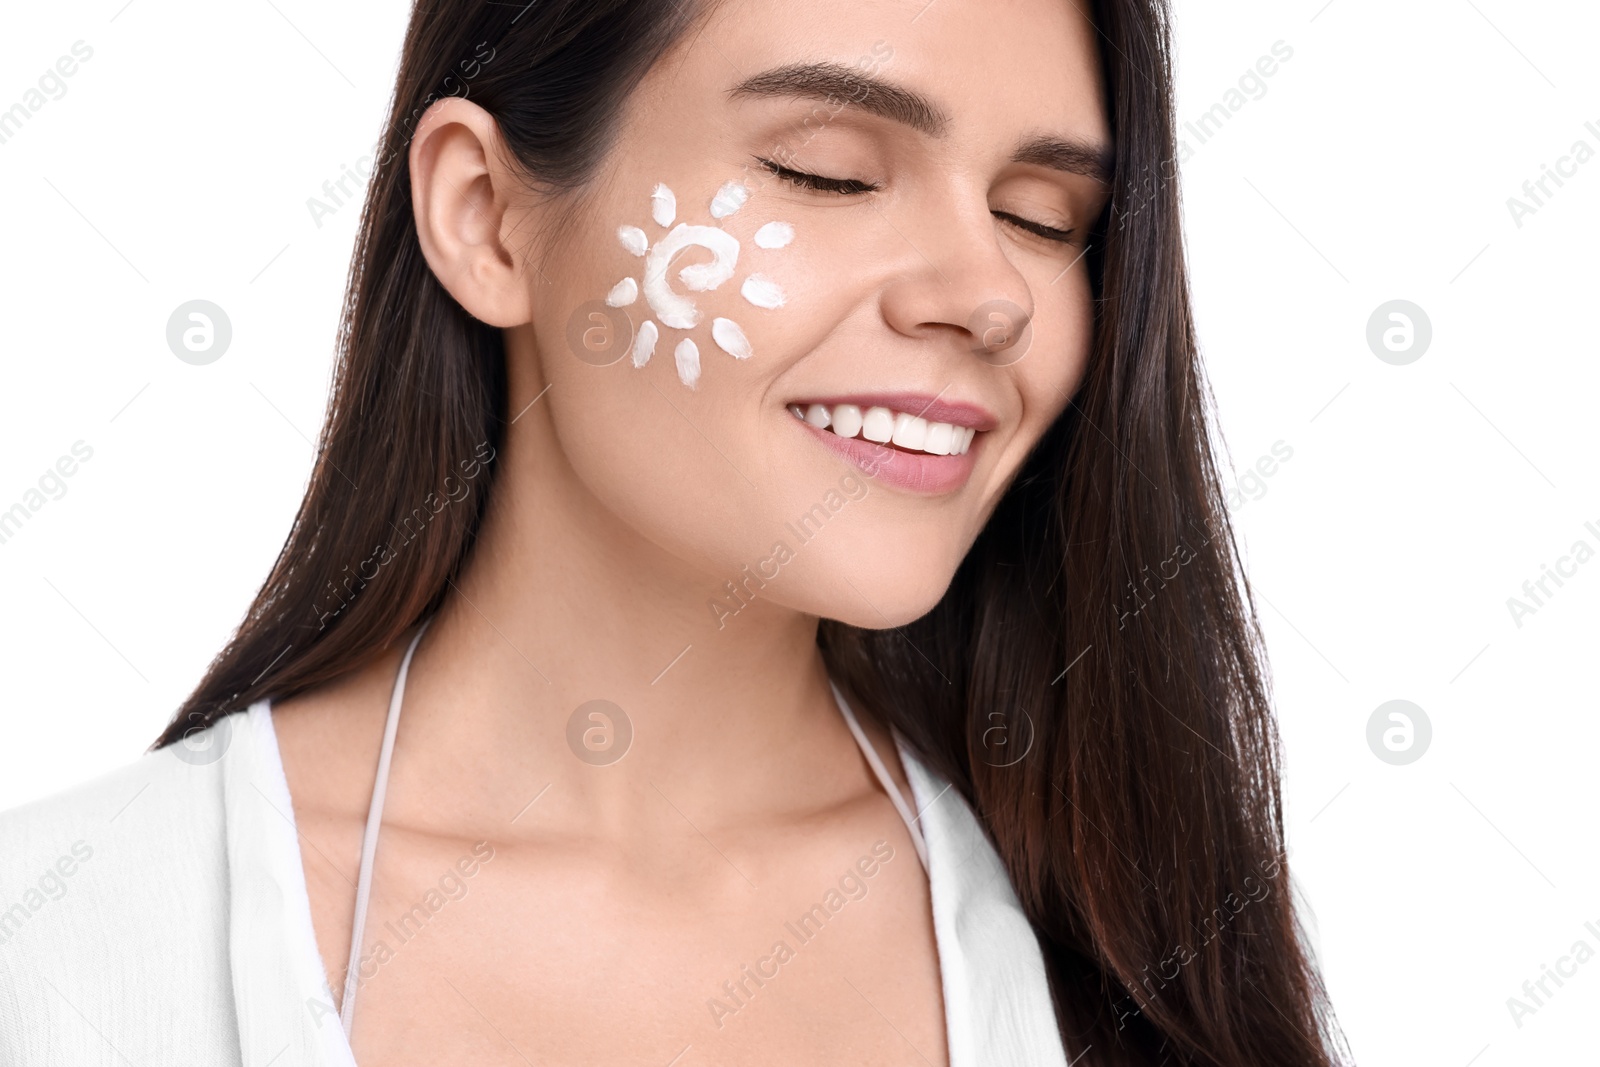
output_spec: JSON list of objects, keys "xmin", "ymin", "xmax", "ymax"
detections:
[{"xmin": 0, "ymin": 700, "xmax": 1067, "ymax": 1066}]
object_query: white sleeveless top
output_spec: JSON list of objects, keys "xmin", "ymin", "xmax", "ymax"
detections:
[{"xmin": 0, "ymin": 663, "xmax": 1068, "ymax": 1065}]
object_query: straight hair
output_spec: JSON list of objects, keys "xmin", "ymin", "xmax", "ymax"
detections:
[{"xmin": 157, "ymin": 1, "xmax": 1345, "ymax": 1061}]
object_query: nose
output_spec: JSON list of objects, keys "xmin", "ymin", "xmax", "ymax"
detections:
[{"xmin": 876, "ymin": 191, "xmax": 1036, "ymax": 364}]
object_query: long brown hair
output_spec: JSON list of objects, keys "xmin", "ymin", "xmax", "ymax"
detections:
[{"xmin": 157, "ymin": 1, "xmax": 1345, "ymax": 1062}]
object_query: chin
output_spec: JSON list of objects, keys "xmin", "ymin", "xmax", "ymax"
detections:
[{"xmin": 792, "ymin": 547, "xmax": 961, "ymax": 631}]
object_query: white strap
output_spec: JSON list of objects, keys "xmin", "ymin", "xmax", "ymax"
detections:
[
  {"xmin": 337, "ymin": 644, "xmax": 919, "ymax": 1037},
  {"xmin": 829, "ymin": 680, "xmax": 930, "ymax": 873},
  {"xmin": 340, "ymin": 618, "xmax": 432, "ymax": 1038}
]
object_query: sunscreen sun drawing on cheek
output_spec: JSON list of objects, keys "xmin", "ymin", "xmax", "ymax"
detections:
[{"xmin": 604, "ymin": 180, "xmax": 793, "ymax": 388}]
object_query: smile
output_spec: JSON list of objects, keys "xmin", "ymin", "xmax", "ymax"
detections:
[
  {"xmin": 787, "ymin": 402, "xmax": 977, "ymax": 456},
  {"xmin": 785, "ymin": 394, "xmax": 995, "ymax": 495}
]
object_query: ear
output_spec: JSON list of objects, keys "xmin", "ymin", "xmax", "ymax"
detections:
[{"xmin": 409, "ymin": 97, "xmax": 534, "ymax": 328}]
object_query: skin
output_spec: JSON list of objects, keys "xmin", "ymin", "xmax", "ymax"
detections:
[{"xmin": 271, "ymin": 0, "xmax": 1110, "ymax": 1063}]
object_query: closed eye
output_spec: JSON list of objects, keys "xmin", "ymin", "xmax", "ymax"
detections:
[
  {"xmin": 755, "ymin": 158, "xmax": 1077, "ymax": 245},
  {"xmin": 757, "ymin": 157, "xmax": 878, "ymax": 195},
  {"xmin": 991, "ymin": 210, "xmax": 1076, "ymax": 245}
]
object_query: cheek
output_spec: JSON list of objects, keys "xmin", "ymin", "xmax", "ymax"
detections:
[
  {"xmin": 580, "ymin": 175, "xmax": 826, "ymax": 388},
  {"xmin": 526, "ymin": 184, "xmax": 821, "ymax": 577},
  {"xmin": 657, "ymin": 182, "xmax": 860, "ymax": 383},
  {"xmin": 1013, "ymin": 265, "xmax": 1095, "ymax": 428},
  {"xmin": 539, "ymin": 371, "xmax": 755, "ymax": 576},
  {"xmin": 534, "ymin": 186, "xmax": 787, "ymax": 420}
]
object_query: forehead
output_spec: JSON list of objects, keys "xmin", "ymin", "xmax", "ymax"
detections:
[{"xmin": 652, "ymin": 0, "xmax": 1109, "ymax": 149}]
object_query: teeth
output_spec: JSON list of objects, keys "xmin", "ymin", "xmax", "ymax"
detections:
[
  {"xmin": 861, "ymin": 406, "xmax": 895, "ymax": 443},
  {"xmin": 891, "ymin": 413, "xmax": 927, "ymax": 450},
  {"xmin": 790, "ymin": 402, "xmax": 978, "ymax": 456},
  {"xmin": 831, "ymin": 404, "xmax": 863, "ymax": 438}
]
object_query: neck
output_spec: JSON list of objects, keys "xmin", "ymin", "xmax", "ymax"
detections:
[{"xmin": 380, "ymin": 371, "xmax": 864, "ymax": 841}]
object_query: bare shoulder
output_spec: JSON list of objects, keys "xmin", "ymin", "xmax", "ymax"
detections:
[
  {"xmin": 269, "ymin": 645, "xmax": 404, "ymax": 819},
  {"xmin": 267, "ymin": 644, "xmax": 413, "ymax": 1005}
]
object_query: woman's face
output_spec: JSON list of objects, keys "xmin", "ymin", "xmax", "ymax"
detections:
[{"xmin": 521, "ymin": 0, "xmax": 1111, "ymax": 627}]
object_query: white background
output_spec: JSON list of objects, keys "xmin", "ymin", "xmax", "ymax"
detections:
[{"xmin": 1, "ymin": 1, "xmax": 1595, "ymax": 1063}]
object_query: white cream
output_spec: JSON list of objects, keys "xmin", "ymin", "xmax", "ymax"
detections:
[
  {"xmin": 679, "ymin": 258, "xmax": 727, "ymax": 292},
  {"xmin": 617, "ymin": 225, "xmax": 648, "ymax": 257},
  {"xmin": 650, "ymin": 183, "xmax": 676, "ymax": 228},
  {"xmin": 741, "ymin": 274, "xmax": 785, "ymax": 309},
  {"xmin": 643, "ymin": 224, "xmax": 740, "ymax": 329},
  {"xmin": 674, "ymin": 337, "xmax": 701, "ymax": 388},
  {"xmin": 632, "ymin": 319, "xmax": 658, "ymax": 368},
  {"xmin": 712, "ymin": 317, "xmax": 752, "ymax": 360},
  {"xmin": 605, "ymin": 183, "xmax": 792, "ymax": 387},
  {"xmin": 754, "ymin": 221, "xmax": 794, "ymax": 249},
  {"xmin": 709, "ymin": 180, "xmax": 749, "ymax": 219},
  {"xmin": 605, "ymin": 277, "xmax": 638, "ymax": 307}
]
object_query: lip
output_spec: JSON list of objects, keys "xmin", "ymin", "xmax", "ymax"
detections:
[
  {"xmin": 792, "ymin": 416, "xmax": 981, "ymax": 495},
  {"xmin": 787, "ymin": 392, "xmax": 999, "ymax": 432}
]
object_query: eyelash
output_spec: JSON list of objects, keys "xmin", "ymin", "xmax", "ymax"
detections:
[
  {"xmin": 755, "ymin": 157, "xmax": 1078, "ymax": 245},
  {"xmin": 758, "ymin": 158, "xmax": 879, "ymax": 196}
]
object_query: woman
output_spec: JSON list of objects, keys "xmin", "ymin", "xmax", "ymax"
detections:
[{"xmin": 0, "ymin": 0, "xmax": 1345, "ymax": 1063}]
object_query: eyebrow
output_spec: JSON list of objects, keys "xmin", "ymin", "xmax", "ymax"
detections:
[
  {"xmin": 728, "ymin": 61, "xmax": 1114, "ymax": 184},
  {"xmin": 1011, "ymin": 136, "xmax": 1114, "ymax": 185},
  {"xmin": 731, "ymin": 62, "xmax": 950, "ymax": 137}
]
